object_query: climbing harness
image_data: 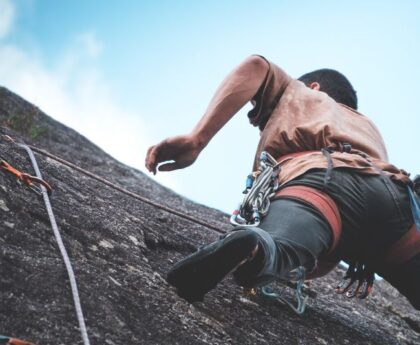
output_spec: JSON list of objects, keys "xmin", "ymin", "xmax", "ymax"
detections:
[
  {"xmin": 232, "ymin": 146, "xmax": 379, "ymax": 314},
  {"xmin": 231, "ymin": 151, "xmax": 280, "ymax": 227},
  {"xmin": 0, "ymin": 335, "xmax": 35, "ymax": 345},
  {"xmin": 0, "ymin": 159, "xmax": 52, "ymax": 195}
]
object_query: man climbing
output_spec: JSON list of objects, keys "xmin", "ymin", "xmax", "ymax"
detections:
[{"xmin": 145, "ymin": 55, "xmax": 420, "ymax": 310}]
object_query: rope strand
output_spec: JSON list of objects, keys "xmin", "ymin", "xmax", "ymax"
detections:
[{"xmin": 19, "ymin": 144, "xmax": 91, "ymax": 345}]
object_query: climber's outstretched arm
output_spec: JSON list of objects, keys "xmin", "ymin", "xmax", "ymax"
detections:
[{"xmin": 145, "ymin": 55, "xmax": 268, "ymax": 174}]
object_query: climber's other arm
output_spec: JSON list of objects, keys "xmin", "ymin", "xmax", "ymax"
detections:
[{"xmin": 145, "ymin": 55, "xmax": 269, "ymax": 174}]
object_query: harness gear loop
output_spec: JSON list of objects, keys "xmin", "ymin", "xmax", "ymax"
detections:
[
  {"xmin": 231, "ymin": 151, "xmax": 280, "ymax": 227},
  {"xmin": 0, "ymin": 159, "xmax": 52, "ymax": 195},
  {"xmin": 408, "ymin": 185, "xmax": 420, "ymax": 233}
]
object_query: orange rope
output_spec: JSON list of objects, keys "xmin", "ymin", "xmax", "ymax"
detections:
[
  {"xmin": 1, "ymin": 135, "xmax": 228, "ymax": 234},
  {"xmin": 29, "ymin": 145, "xmax": 228, "ymax": 234}
]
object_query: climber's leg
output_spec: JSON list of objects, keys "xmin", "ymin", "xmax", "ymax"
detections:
[
  {"xmin": 377, "ymin": 254, "xmax": 420, "ymax": 310},
  {"xmin": 166, "ymin": 194, "xmax": 334, "ymax": 301},
  {"xmin": 233, "ymin": 198, "xmax": 332, "ymax": 287}
]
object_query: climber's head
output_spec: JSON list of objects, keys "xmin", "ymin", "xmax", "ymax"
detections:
[{"xmin": 298, "ymin": 69, "xmax": 358, "ymax": 110}]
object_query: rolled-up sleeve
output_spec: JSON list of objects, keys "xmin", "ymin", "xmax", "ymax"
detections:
[{"xmin": 247, "ymin": 56, "xmax": 292, "ymax": 130}]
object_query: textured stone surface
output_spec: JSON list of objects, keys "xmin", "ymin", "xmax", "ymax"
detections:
[{"xmin": 0, "ymin": 86, "xmax": 419, "ymax": 345}]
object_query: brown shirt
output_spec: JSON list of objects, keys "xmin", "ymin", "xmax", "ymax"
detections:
[{"xmin": 248, "ymin": 56, "xmax": 409, "ymax": 185}]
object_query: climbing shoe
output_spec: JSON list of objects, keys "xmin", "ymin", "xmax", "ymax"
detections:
[{"xmin": 166, "ymin": 229, "xmax": 260, "ymax": 302}]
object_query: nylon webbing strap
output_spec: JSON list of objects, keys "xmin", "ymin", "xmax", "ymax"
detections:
[{"xmin": 408, "ymin": 186, "xmax": 420, "ymax": 232}]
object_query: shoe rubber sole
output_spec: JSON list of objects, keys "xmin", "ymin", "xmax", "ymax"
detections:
[{"xmin": 167, "ymin": 229, "xmax": 259, "ymax": 302}]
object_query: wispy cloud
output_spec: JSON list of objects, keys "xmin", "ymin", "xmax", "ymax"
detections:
[
  {"xmin": 0, "ymin": 0, "xmax": 14, "ymax": 39},
  {"xmin": 0, "ymin": 1, "xmax": 179, "ymax": 190}
]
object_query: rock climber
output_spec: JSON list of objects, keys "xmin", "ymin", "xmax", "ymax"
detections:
[{"xmin": 145, "ymin": 55, "xmax": 420, "ymax": 310}]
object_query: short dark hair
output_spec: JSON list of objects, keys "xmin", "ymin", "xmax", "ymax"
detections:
[{"xmin": 298, "ymin": 69, "xmax": 358, "ymax": 110}]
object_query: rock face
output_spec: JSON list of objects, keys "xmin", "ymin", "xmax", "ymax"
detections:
[{"xmin": 0, "ymin": 86, "xmax": 419, "ymax": 345}]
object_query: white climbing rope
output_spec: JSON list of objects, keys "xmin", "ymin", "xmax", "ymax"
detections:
[{"xmin": 20, "ymin": 144, "xmax": 90, "ymax": 345}]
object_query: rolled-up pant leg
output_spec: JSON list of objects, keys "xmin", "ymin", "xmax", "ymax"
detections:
[{"xmin": 233, "ymin": 198, "xmax": 332, "ymax": 287}]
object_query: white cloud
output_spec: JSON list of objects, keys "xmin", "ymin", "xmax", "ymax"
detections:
[
  {"xmin": 76, "ymin": 32, "xmax": 103, "ymax": 58},
  {"xmin": 0, "ymin": 0, "xmax": 14, "ymax": 39},
  {"xmin": 0, "ymin": 26, "xmax": 179, "ymax": 190}
]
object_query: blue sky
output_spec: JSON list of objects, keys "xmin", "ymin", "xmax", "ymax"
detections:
[{"xmin": 1, "ymin": 0, "xmax": 419, "ymax": 213}]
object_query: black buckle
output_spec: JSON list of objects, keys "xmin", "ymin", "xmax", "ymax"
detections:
[{"xmin": 342, "ymin": 142, "xmax": 352, "ymax": 153}]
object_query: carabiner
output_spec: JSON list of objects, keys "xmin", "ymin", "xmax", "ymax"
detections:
[
  {"xmin": 0, "ymin": 335, "xmax": 35, "ymax": 345},
  {"xmin": 0, "ymin": 160, "xmax": 52, "ymax": 195}
]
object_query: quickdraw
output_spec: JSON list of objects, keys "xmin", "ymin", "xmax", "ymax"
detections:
[
  {"xmin": 0, "ymin": 335, "xmax": 35, "ymax": 345},
  {"xmin": 243, "ymin": 267, "xmax": 313, "ymax": 315},
  {"xmin": 231, "ymin": 151, "xmax": 280, "ymax": 227},
  {"xmin": 0, "ymin": 159, "xmax": 52, "ymax": 195}
]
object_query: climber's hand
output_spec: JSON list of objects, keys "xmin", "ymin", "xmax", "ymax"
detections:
[{"xmin": 145, "ymin": 134, "xmax": 202, "ymax": 174}]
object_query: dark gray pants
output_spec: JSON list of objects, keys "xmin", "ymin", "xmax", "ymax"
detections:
[{"xmin": 234, "ymin": 169, "xmax": 420, "ymax": 310}]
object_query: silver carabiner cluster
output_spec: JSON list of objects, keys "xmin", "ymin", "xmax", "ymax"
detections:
[{"xmin": 231, "ymin": 151, "xmax": 280, "ymax": 227}]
